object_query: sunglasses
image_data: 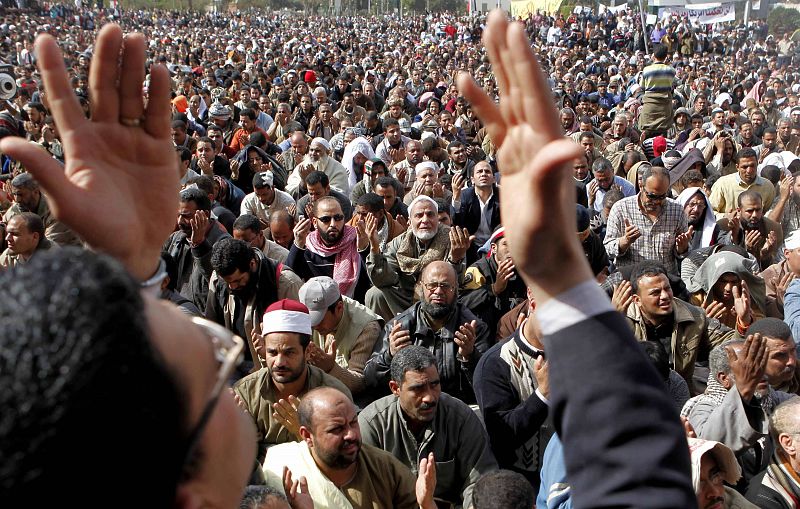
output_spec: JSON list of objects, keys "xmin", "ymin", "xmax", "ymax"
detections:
[
  {"xmin": 645, "ymin": 192, "xmax": 669, "ymax": 201},
  {"xmin": 181, "ymin": 318, "xmax": 245, "ymax": 472},
  {"xmin": 317, "ymin": 214, "xmax": 344, "ymax": 224}
]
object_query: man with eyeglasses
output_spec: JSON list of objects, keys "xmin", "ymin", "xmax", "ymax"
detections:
[
  {"xmin": 604, "ymin": 166, "xmax": 692, "ymax": 275},
  {"xmin": 234, "ymin": 299, "xmax": 352, "ymax": 462},
  {"xmin": 289, "ymin": 196, "xmax": 371, "ymax": 302},
  {"xmin": 688, "ymin": 438, "xmax": 755, "ymax": 509},
  {"xmin": 364, "ymin": 260, "xmax": 491, "ymax": 404}
]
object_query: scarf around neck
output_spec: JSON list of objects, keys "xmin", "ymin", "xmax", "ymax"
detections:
[
  {"xmin": 305, "ymin": 225, "xmax": 360, "ymax": 297},
  {"xmin": 395, "ymin": 224, "xmax": 451, "ymax": 276}
]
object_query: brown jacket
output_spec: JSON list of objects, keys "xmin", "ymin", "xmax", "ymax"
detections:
[{"xmin": 625, "ymin": 297, "xmax": 735, "ymax": 393}]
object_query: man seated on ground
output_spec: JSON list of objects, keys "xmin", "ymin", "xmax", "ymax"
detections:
[
  {"xmin": 763, "ymin": 229, "xmax": 800, "ymax": 319},
  {"xmin": 375, "ymin": 175, "xmax": 409, "ymax": 220},
  {"xmin": 0, "ymin": 212, "xmax": 55, "ymax": 269},
  {"xmin": 233, "ymin": 214, "xmax": 290, "ymax": 264},
  {"xmin": 295, "ymin": 171, "xmax": 353, "ymax": 223},
  {"xmin": 240, "ymin": 172, "xmax": 295, "ymax": 231},
  {"xmin": 163, "ymin": 187, "xmax": 231, "ymax": 310},
  {"xmin": 262, "ymin": 387, "xmax": 436, "ymax": 509},
  {"xmin": 722, "ymin": 190, "xmax": 783, "ymax": 270},
  {"xmin": 3, "ymin": 172, "xmax": 80, "ymax": 246},
  {"xmin": 349, "ymin": 192, "xmax": 405, "ymax": 254},
  {"xmin": 365, "ymin": 261, "xmax": 491, "ymax": 404},
  {"xmin": 474, "ymin": 289, "xmax": 552, "ymax": 491},
  {"xmin": 746, "ymin": 397, "xmax": 800, "ymax": 508},
  {"xmin": 612, "ymin": 262, "xmax": 734, "ymax": 392},
  {"xmin": 299, "ymin": 276, "xmax": 383, "ymax": 397},
  {"xmin": 709, "ymin": 148, "xmax": 775, "ymax": 217},
  {"xmin": 287, "ymin": 137, "xmax": 349, "ymax": 198},
  {"xmin": 289, "ymin": 196, "xmax": 371, "ymax": 302},
  {"xmin": 688, "ymin": 438, "xmax": 758, "ymax": 509},
  {"xmin": 359, "ymin": 345, "xmax": 498, "ymax": 508},
  {"xmin": 473, "ymin": 470, "xmax": 536, "ymax": 509},
  {"xmin": 365, "ymin": 196, "xmax": 471, "ymax": 321},
  {"xmin": 206, "ymin": 238, "xmax": 303, "ymax": 368},
  {"xmin": 682, "ymin": 330, "xmax": 796, "ymax": 485},
  {"xmin": 268, "ymin": 209, "xmax": 296, "ymax": 250},
  {"xmin": 461, "ymin": 227, "xmax": 527, "ymax": 336},
  {"xmin": 233, "ymin": 300, "xmax": 352, "ymax": 461}
]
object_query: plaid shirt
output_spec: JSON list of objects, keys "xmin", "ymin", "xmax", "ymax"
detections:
[{"xmin": 604, "ymin": 194, "xmax": 688, "ymax": 274}]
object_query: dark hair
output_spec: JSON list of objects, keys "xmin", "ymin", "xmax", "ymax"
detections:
[
  {"xmin": 11, "ymin": 211, "xmax": 45, "ymax": 242},
  {"xmin": 240, "ymin": 485, "xmax": 287, "ymax": 509},
  {"xmin": 705, "ymin": 173, "xmax": 722, "ymax": 190},
  {"xmin": 735, "ymin": 147, "xmax": 757, "ymax": 164},
  {"xmin": 383, "ymin": 118, "xmax": 399, "ymax": 132},
  {"xmin": 640, "ymin": 341, "xmax": 669, "ymax": 381},
  {"xmin": 602, "ymin": 188, "xmax": 624, "ymax": 209},
  {"xmin": 390, "ymin": 345, "xmax": 437, "ymax": 386},
  {"xmin": 737, "ymin": 189, "xmax": 763, "ymax": 207},
  {"xmin": 312, "ymin": 196, "xmax": 341, "ymax": 217},
  {"xmin": 579, "ymin": 131, "xmax": 595, "ymax": 142},
  {"xmin": 761, "ymin": 165, "xmax": 782, "ymax": 187},
  {"xmin": 176, "ymin": 146, "xmax": 192, "ymax": 163},
  {"xmin": 592, "ymin": 157, "xmax": 612, "ymax": 174},
  {"xmin": 179, "ymin": 187, "xmax": 212, "ymax": 211},
  {"xmin": 357, "ymin": 193, "xmax": 385, "ymax": 212},
  {"xmin": 747, "ymin": 317, "xmax": 792, "ymax": 341},
  {"xmin": 433, "ymin": 197, "xmax": 451, "ymax": 215},
  {"xmin": 11, "ymin": 173, "xmax": 38, "ymax": 190},
  {"xmin": 681, "ymin": 170, "xmax": 705, "ymax": 188},
  {"xmin": 211, "ymin": 238, "xmax": 254, "ymax": 277},
  {"xmin": 472, "ymin": 470, "xmax": 536, "ymax": 509},
  {"xmin": 269, "ymin": 209, "xmax": 296, "ymax": 229},
  {"xmin": 641, "ymin": 166, "xmax": 670, "ymax": 185},
  {"xmin": 240, "ymin": 108, "xmax": 256, "ymax": 121},
  {"xmin": 171, "ymin": 119, "xmax": 187, "ymax": 131},
  {"xmin": 0, "ymin": 249, "xmax": 187, "ymax": 506},
  {"xmin": 305, "ymin": 171, "xmax": 329, "ymax": 187},
  {"xmin": 374, "ymin": 175, "xmax": 397, "ymax": 190},
  {"xmin": 447, "ymin": 140, "xmax": 465, "ymax": 152},
  {"xmin": 233, "ymin": 214, "xmax": 263, "ymax": 234},
  {"xmin": 630, "ymin": 261, "xmax": 669, "ymax": 294},
  {"xmin": 763, "ymin": 127, "xmax": 777, "ymax": 137},
  {"xmin": 653, "ymin": 45, "xmax": 668, "ymax": 60}
]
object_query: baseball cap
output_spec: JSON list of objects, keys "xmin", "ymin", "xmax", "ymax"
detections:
[{"xmin": 299, "ymin": 277, "xmax": 341, "ymax": 327}]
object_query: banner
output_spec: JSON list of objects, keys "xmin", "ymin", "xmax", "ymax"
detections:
[
  {"xmin": 659, "ymin": 3, "xmax": 735, "ymax": 24},
  {"xmin": 510, "ymin": 0, "xmax": 562, "ymax": 17}
]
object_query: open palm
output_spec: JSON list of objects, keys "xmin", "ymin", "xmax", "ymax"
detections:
[{"xmin": 0, "ymin": 25, "xmax": 178, "ymax": 280}]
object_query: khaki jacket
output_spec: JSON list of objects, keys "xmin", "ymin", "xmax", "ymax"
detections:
[{"xmin": 626, "ymin": 297, "xmax": 735, "ymax": 392}]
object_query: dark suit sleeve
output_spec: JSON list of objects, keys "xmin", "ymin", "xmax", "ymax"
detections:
[
  {"xmin": 286, "ymin": 244, "xmax": 314, "ymax": 281},
  {"xmin": 362, "ymin": 319, "xmax": 395, "ymax": 394},
  {"xmin": 542, "ymin": 284, "xmax": 697, "ymax": 508}
]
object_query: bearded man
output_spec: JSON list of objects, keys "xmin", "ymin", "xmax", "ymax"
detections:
[
  {"xmin": 287, "ymin": 137, "xmax": 349, "ymax": 199},
  {"xmin": 289, "ymin": 196, "xmax": 372, "ymax": 303}
]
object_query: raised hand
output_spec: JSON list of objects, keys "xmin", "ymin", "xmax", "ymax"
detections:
[
  {"xmin": 451, "ymin": 173, "xmax": 466, "ymax": 200},
  {"xmin": 293, "ymin": 217, "xmax": 312, "ymax": 249},
  {"xmin": 454, "ymin": 319, "xmax": 477, "ymax": 360},
  {"xmin": 189, "ymin": 210, "xmax": 209, "ymax": 245},
  {"xmin": 744, "ymin": 229, "xmax": 764, "ymax": 253},
  {"xmin": 611, "ymin": 280, "xmax": 634, "ymax": 314},
  {"xmin": 618, "ymin": 218, "xmax": 641, "ymax": 253},
  {"xmin": 416, "ymin": 452, "xmax": 437, "ymax": 509},
  {"xmin": 388, "ymin": 321, "xmax": 412, "ymax": 356},
  {"xmin": 703, "ymin": 300, "xmax": 727, "ymax": 320},
  {"xmin": 492, "ymin": 257, "xmax": 516, "ymax": 295},
  {"xmin": 533, "ymin": 355, "xmax": 549, "ymax": 398},
  {"xmin": 772, "ymin": 272, "xmax": 795, "ymax": 307},
  {"xmin": 732, "ymin": 280, "xmax": 752, "ymax": 326},
  {"xmin": 675, "ymin": 225, "xmax": 695, "ymax": 254},
  {"xmin": 364, "ymin": 212, "xmax": 380, "ymax": 251},
  {"xmin": 0, "ymin": 25, "xmax": 179, "ymax": 280},
  {"xmin": 283, "ymin": 467, "xmax": 314, "ymax": 509},
  {"xmin": 587, "ymin": 179, "xmax": 598, "ymax": 207},
  {"xmin": 761, "ymin": 230, "xmax": 777, "ymax": 259},
  {"xmin": 306, "ymin": 338, "xmax": 337, "ymax": 372},
  {"xmin": 727, "ymin": 333, "xmax": 768, "ymax": 401},
  {"xmin": 449, "ymin": 226, "xmax": 474, "ymax": 263},
  {"xmin": 458, "ymin": 11, "xmax": 589, "ymax": 301},
  {"xmin": 272, "ymin": 395, "xmax": 302, "ymax": 440}
]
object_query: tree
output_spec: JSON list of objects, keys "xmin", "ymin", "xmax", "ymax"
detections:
[{"xmin": 768, "ymin": 6, "xmax": 800, "ymax": 36}]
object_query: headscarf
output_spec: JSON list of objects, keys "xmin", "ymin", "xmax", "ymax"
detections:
[
  {"xmin": 741, "ymin": 79, "xmax": 765, "ymax": 108},
  {"xmin": 304, "ymin": 225, "xmax": 361, "ymax": 298},
  {"xmin": 341, "ymin": 137, "xmax": 376, "ymax": 189},
  {"xmin": 677, "ymin": 187, "xmax": 716, "ymax": 249}
]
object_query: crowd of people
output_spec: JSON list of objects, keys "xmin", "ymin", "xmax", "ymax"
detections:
[{"xmin": 1, "ymin": 2, "xmax": 800, "ymax": 509}]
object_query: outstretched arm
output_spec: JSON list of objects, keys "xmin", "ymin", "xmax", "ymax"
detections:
[{"xmin": 459, "ymin": 11, "xmax": 696, "ymax": 509}]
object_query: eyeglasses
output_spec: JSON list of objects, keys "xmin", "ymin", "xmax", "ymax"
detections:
[
  {"xmin": 181, "ymin": 317, "xmax": 245, "ymax": 471},
  {"xmin": 423, "ymin": 281, "xmax": 455, "ymax": 293},
  {"xmin": 645, "ymin": 192, "xmax": 669, "ymax": 201},
  {"xmin": 317, "ymin": 214, "xmax": 344, "ymax": 224}
]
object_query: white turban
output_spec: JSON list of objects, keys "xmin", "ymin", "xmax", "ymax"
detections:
[
  {"xmin": 311, "ymin": 137, "xmax": 331, "ymax": 152},
  {"xmin": 342, "ymin": 137, "xmax": 376, "ymax": 189}
]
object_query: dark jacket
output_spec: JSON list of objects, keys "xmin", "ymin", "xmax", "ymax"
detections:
[
  {"xmin": 190, "ymin": 154, "xmax": 231, "ymax": 179},
  {"xmin": 286, "ymin": 243, "xmax": 370, "ymax": 303},
  {"xmin": 460, "ymin": 255, "xmax": 527, "ymax": 336},
  {"xmin": 233, "ymin": 144, "xmax": 288, "ymax": 193},
  {"xmin": 453, "ymin": 185, "xmax": 501, "ymax": 240},
  {"xmin": 163, "ymin": 219, "xmax": 231, "ymax": 311},
  {"xmin": 363, "ymin": 301, "xmax": 491, "ymax": 404}
]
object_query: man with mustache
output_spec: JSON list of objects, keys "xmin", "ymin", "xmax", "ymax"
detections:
[
  {"xmin": 688, "ymin": 438, "xmax": 756, "ymax": 509},
  {"xmin": 289, "ymin": 196, "xmax": 371, "ymax": 303},
  {"xmin": 206, "ymin": 238, "xmax": 302, "ymax": 370},
  {"xmin": 287, "ymin": 137, "xmax": 349, "ymax": 198},
  {"xmin": 233, "ymin": 300, "xmax": 351, "ymax": 461},
  {"xmin": 364, "ymin": 261, "xmax": 491, "ymax": 404},
  {"xmin": 359, "ymin": 345, "xmax": 498, "ymax": 508},
  {"xmin": 727, "ymin": 190, "xmax": 782, "ymax": 270},
  {"xmin": 262, "ymin": 386, "xmax": 436, "ymax": 509},
  {"xmin": 163, "ymin": 187, "xmax": 230, "ymax": 310}
]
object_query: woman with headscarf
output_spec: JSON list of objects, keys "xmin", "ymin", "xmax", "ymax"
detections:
[
  {"xmin": 741, "ymin": 80, "xmax": 766, "ymax": 108},
  {"xmin": 341, "ymin": 137, "xmax": 376, "ymax": 190}
]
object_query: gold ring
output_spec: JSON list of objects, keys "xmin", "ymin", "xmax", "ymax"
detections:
[{"xmin": 119, "ymin": 116, "xmax": 142, "ymax": 127}]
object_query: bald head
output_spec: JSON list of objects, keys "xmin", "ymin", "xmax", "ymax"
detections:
[
  {"xmin": 421, "ymin": 260, "xmax": 457, "ymax": 284},
  {"xmin": 298, "ymin": 387, "xmax": 354, "ymax": 430}
]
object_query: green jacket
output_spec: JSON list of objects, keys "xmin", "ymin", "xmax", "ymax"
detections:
[{"xmin": 358, "ymin": 393, "xmax": 498, "ymax": 508}]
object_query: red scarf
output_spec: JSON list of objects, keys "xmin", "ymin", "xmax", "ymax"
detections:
[{"xmin": 305, "ymin": 225, "xmax": 360, "ymax": 297}]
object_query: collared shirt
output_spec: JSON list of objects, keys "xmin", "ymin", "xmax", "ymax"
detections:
[
  {"xmin": 604, "ymin": 194, "xmax": 688, "ymax": 274},
  {"xmin": 588, "ymin": 176, "xmax": 636, "ymax": 212},
  {"xmin": 709, "ymin": 173, "xmax": 776, "ymax": 216}
]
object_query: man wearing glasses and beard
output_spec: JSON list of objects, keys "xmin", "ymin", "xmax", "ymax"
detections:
[{"xmin": 604, "ymin": 166, "xmax": 692, "ymax": 275}]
